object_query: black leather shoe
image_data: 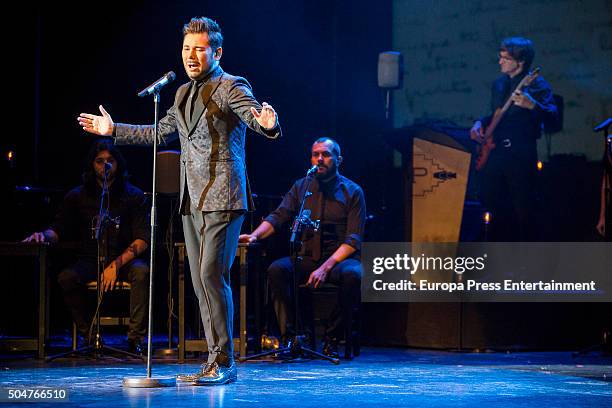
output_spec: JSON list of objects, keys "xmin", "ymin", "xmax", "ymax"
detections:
[
  {"xmin": 192, "ymin": 362, "xmax": 237, "ymax": 385},
  {"xmin": 127, "ymin": 339, "xmax": 145, "ymax": 356},
  {"xmin": 322, "ymin": 336, "xmax": 340, "ymax": 359}
]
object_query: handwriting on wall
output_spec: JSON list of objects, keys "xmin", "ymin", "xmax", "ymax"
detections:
[{"xmin": 392, "ymin": 0, "xmax": 612, "ymax": 160}]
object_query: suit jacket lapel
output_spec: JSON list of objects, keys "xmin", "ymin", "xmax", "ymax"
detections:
[
  {"xmin": 187, "ymin": 69, "xmax": 224, "ymax": 134},
  {"xmin": 176, "ymin": 84, "xmax": 189, "ymax": 132}
]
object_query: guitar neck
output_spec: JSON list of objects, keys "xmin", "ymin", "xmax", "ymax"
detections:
[{"xmin": 484, "ymin": 70, "xmax": 539, "ymax": 139}]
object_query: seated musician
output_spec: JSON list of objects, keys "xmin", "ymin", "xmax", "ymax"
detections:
[
  {"xmin": 239, "ymin": 137, "xmax": 366, "ymax": 358},
  {"xmin": 23, "ymin": 141, "xmax": 149, "ymax": 354}
]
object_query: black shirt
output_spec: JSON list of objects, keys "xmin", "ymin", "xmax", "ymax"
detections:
[
  {"xmin": 50, "ymin": 182, "xmax": 149, "ymax": 260},
  {"xmin": 483, "ymin": 72, "xmax": 557, "ymax": 153},
  {"xmin": 264, "ymin": 174, "xmax": 366, "ymax": 261}
]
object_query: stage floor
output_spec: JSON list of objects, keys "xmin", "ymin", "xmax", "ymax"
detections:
[{"xmin": 1, "ymin": 347, "xmax": 611, "ymax": 407}]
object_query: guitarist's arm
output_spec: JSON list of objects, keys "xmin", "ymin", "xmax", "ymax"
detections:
[
  {"xmin": 513, "ymin": 78, "xmax": 558, "ymax": 120},
  {"xmin": 470, "ymin": 120, "xmax": 485, "ymax": 143},
  {"xmin": 471, "ymin": 107, "xmax": 502, "ymax": 144}
]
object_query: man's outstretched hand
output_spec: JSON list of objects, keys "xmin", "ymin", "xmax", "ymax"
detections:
[
  {"xmin": 250, "ymin": 102, "xmax": 278, "ymax": 130},
  {"xmin": 78, "ymin": 105, "xmax": 114, "ymax": 136}
]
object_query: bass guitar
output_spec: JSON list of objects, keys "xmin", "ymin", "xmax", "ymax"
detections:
[{"xmin": 475, "ymin": 67, "xmax": 541, "ymax": 171}]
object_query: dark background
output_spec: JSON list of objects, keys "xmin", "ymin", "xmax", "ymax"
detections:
[
  {"xmin": 3, "ymin": 0, "xmax": 391, "ymax": 206},
  {"xmin": 1, "ymin": 0, "xmax": 609, "ymax": 351}
]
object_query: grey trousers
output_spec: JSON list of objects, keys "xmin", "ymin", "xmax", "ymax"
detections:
[{"xmin": 182, "ymin": 208, "xmax": 244, "ymax": 365}]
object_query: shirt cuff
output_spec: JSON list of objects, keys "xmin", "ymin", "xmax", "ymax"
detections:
[
  {"xmin": 344, "ymin": 234, "xmax": 362, "ymax": 251},
  {"xmin": 261, "ymin": 123, "xmax": 282, "ymax": 139}
]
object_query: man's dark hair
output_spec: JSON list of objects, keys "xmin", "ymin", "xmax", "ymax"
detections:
[
  {"xmin": 183, "ymin": 17, "xmax": 223, "ymax": 50},
  {"xmin": 82, "ymin": 140, "xmax": 128, "ymax": 191},
  {"xmin": 313, "ymin": 137, "xmax": 341, "ymax": 158},
  {"xmin": 500, "ymin": 37, "xmax": 535, "ymax": 71}
]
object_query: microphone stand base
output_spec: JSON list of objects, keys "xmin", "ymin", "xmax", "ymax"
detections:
[
  {"xmin": 122, "ymin": 376, "xmax": 176, "ymax": 388},
  {"xmin": 239, "ymin": 335, "xmax": 340, "ymax": 365}
]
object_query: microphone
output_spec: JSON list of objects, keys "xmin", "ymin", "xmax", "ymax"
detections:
[
  {"xmin": 593, "ymin": 118, "xmax": 612, "ymax": 132},
  {"xmin": 137, "ymin": 71, "xmax": 176, "ymax": 97},
  {"xmin": 306, "ymin": 165, "xmax": 318, "ymax": 176},
  {"xmin": 104, "ymin": 162, "xmax": 113, "ymax": 173}
]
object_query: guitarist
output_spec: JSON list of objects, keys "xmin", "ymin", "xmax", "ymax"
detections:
[{"xmin": 470, "ymin": 37, "xmax": 558, "ymax": 241}]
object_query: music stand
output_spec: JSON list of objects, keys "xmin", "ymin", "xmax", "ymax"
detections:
[{"xmin": 151, "ymin": 150, "xmax": 181, "ymax": 358}]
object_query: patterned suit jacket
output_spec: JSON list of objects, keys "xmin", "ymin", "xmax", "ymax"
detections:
[{"xmin": 114, "ymin": 66, "xmax": 281, "ymax": 212}]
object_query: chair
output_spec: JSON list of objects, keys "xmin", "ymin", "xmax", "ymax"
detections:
[
  {"xmin": 300, "ymin": 282, "xmax": 361, "ymax": 359},
  {"xmin": 71, "ymin": 281, "xmax": 132, "ymax": 350}
]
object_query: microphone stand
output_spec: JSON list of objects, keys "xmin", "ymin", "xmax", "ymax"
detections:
[
  {"xmin": 47, "ymin": 167, "xmax": 141, "ymax": 361},
  {"xmin": 604, "ymin": 123, "xmax": 611, "ymax": 242},
  {"xmin": 573, "ymin": 118, "xmax": 611, "ymax": 356},
  {"xmin": 240, "ymin": 168, "xmax": 339, "ymax": 364},
  {"xmin": 123, "ymin": 91, "xmax": 175, "ymax": 387}
]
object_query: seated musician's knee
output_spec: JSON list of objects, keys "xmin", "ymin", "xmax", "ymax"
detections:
[
  {"xmin": 127, "ymin": 259, "xmax": 149, "ymax": 284},
  {"xmin": 267, "ymin": 258, "xmax": 292, "ymax": 287},
  {"xmin": 57, "ymin": 268, "xmax": 81, "ymax": 292}
]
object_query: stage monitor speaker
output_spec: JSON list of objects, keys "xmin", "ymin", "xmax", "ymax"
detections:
[{"xmin": 378, "ymin": 51, "xmax": 403, "ymax": 89}]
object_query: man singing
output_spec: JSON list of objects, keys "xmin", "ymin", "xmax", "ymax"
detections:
[{"xmin": 77, "ymin": 17, "xmax": 281, "ymax": 385}]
